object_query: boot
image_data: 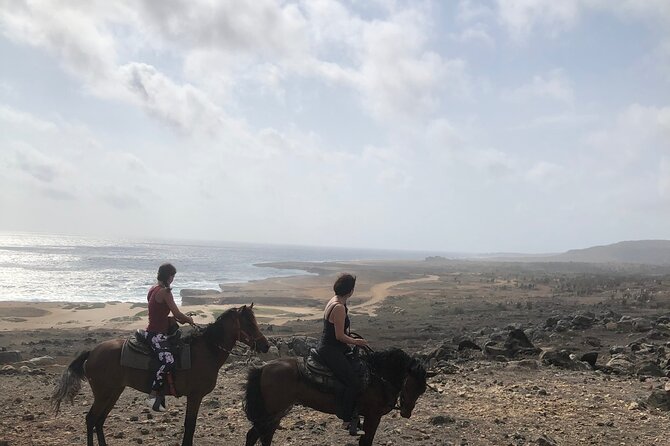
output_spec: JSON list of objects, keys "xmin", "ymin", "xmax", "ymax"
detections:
[
  {"xmin": 147, "ymin": 392, "xmax": 166, "ymax": 412},
  {"xmin": 348, "ymin": 409, "xmax": 363, "ymax": 436}
]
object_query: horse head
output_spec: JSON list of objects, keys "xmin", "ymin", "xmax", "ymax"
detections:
[
  {"xmin": 398, "ymin": 357, "xmax": 427, "ymax": 418},
  {"xmin": 236, "ymin": 303, "xmax": 270, "ymax": 353}
]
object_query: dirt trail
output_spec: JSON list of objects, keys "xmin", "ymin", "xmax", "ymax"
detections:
[{"xmin": 352, "ymin": 274, "xmax": 440, "ymax": 316}]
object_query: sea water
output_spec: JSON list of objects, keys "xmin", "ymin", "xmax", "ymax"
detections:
[{"xmin": 0, "ymin": 232, "xmax": 431, "ymax": 303}]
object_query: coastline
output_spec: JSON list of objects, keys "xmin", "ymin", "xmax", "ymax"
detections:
[{"xmin": 0, "ymin": 259, "xmax": 436, "ymax": 330}]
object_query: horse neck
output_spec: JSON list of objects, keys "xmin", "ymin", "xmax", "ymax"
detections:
[
  {"xmin": 201, "ymin": 317, "xmax": 239, "ymax": 366},
  {"xmin": 369, "ymin": 353, "xmax": 408, "ymax": 390}
]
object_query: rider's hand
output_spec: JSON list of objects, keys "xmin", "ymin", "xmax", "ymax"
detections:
[
  {"xmin": 355, "ymin": 338, "xmax": 369, "ymax": 347},
  {"xmin": 182, "ymin": 315, "xmax": 194, "ymax": 325}
]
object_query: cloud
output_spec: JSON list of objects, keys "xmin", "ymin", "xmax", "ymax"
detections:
[
  {"xmin": 496, "ymin": 0, "xmax": 670, "ymax": 41},
  {"xmin": 451, "ymin": 23, "xmax": 495, "ymax": 46},
  {"xmin": 496, "ymin": 0, "xmax": 581, "ymax": 40},
  {"xmin": 660, "ymin": 158, "xmax": 670, "ymax": 201},
  {"xmin": 502, "ymin": 69, "xmax": 574, "ymax": 104},
  {"xmin": 118, "ymin": 62, "xmax": 228, "ymax": 134},
  {"xmin": 0, "ymin": 1, "xmax": 118, "ymax": 85},
  {"xmin": 134, "ymin": 0, "xmax": 308, "ymax": 55},
  {"xmin": 0, "ymin": 105, "xmax": 58, "ymax": 132},
  {"xmin": 458, "ymin": 0, "xmax": 495, "ymax": 24},
  {"xmin": 525, "ymin": 161, "xmax": 563, "ymax": 183}
]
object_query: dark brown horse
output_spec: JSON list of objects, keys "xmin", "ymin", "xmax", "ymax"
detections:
[
  {"xmin": 244, "ymin": 348, "xmax": 427, "ymax": 446},
  {"xmin": 53, "ymin": 304, "xmax": 270, "ymax": 446}
]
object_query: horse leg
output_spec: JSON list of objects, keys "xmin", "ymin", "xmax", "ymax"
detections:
[
  {"xmin": 259, "ymin": 420, "xmax": 280, "ymax": 446},
  {"xmin": 359, "ymin": 414, "xmax": 381, "ymax": 446},
  {"xmin": 94, "ymin": 387, "xmax": 124, "ymax": 446},
  {"xmin": 181, "ymin": 395, "xmax": 203, "ymax": 446},
  {"xmin": 85, "ymin": 387, "xmax": 124, "ymax": 446},
  {"xmin": 245, "ymin": 426, "xmax": 261, "ymax": 446},
  {"xmin": 85, "ymin": 396, "xmax": 109, "ymax": 446}
]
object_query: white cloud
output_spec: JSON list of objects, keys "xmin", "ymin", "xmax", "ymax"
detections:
[
  {"xmin": 502, "ymin": 69, "xmax": 574, "ymax": 104},
  {"xmin": 458, "ymin": 0, "xmax": 495, "ymax": 24},
  {"xmin": 496, "ymin": 0, "xmax": 581, "ymax": 40},
  {"xmin": 525, "ymin": 160, "xmax": 563, "ymax": 183},
  {"xmin": 660, "ymin": 158, "xmax": 670, "ymax": 200},
  {"xmin": 451, "ymin": 23, "xmax": 495, "ymax": 46},
  {"xmin": 0, "ymin": 105, "xmax": 58, "ymax": 132},
  {"xmin": 118, "ymin": 62, "xmax": 229, "ymax": 134},
  {"xmin": 496, "ymin": 0, "xmax": 670, "ymax": 40}
]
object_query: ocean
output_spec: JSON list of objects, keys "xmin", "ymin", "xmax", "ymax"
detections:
[{"xmin": 0, "ymin": 232, "xmax": 431, "ymax": 303}]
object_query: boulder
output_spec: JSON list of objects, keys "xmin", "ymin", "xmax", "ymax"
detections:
[
  {"xmin": 647, "ymin": 389, "xmax": 670, "ymax": 411},
  {"xmin": 580, "ymin": 352, "xmax": 598, "ymax": 368},
  {"xmin": 0, "ymin": 351, "xmax": 21, "ymax": 364},
  {"xmin": 572, "ymin": 312, "xmax": 595, "ymax": 329},
  {"xmin": 633, "ymin": 318, "xmax": 653, "ymax": 332},
  {"xmin": 540, "ymin": 349, "xmax": 590, "ymax": 370},
  {"xmin": 606, "ymin": 354, "xmax": 636, "ymax": 374},
  {"xmin": 287, "ymin": 336, "xmax": 319, "ymax": 357},
  {"xmin": 636, "ymin": 361, "xmax": 664, "ymax": 377}
]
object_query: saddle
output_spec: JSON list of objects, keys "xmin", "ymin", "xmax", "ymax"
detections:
[
  {"xmin": 302, "ymin": 348, "xmax": 370, "ymax": 393},
  {"xmin": 120, "ymin": 329, "xmax": 191, "ymax": 371}
]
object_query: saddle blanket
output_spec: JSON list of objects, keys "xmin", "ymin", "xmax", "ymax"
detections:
[{"xmin": 120, "ymin": 331, "xmax": 191, "ymax": 370}]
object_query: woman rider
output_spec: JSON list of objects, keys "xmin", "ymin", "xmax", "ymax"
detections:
[
  {"xmin": 316, "ymin": 273, "xmax": 369, "ymax": 435},
  {"xmin": 145, "ymin": 263, "xmax": 193, "ymax": 411}
]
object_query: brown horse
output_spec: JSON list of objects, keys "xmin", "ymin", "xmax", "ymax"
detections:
[
  {"xmin": 244, "ymin": 347, "xmax": 427, "ymax": 446},
  {"xmin": 52, "ymin": 304, "xmax": 270, "ymax": 446}
]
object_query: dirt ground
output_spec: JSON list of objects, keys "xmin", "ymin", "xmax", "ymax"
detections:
[{"xmin": 2, "ymin": 259, "xmax": 670, "ymax": 445}]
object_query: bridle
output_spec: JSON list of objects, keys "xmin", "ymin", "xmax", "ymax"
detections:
[{"xmin": 191, "ymin": 309, "xmax": 265, "ymax": 356}]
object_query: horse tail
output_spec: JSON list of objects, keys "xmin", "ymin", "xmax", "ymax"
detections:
[
  {"xmin": 52, "ymin": 350, "xmax": 89, "ymax": 414},
  {"xmin": 243, "ymin": 366, "xmax": 267, "ymax": 423}
]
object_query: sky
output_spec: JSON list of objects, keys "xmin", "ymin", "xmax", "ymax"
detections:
[{"xmin": 0, "ymin": 0, "xmax": 669, "ymax": 254}]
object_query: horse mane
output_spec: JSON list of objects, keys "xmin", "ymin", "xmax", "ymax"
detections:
[
  {"xmin": 182, "ymin": 308, "xmax": 238, "ymax": 352},
  {"xmin": 367, "ymin": 347, "xmax": 426, "ymax": 390}
]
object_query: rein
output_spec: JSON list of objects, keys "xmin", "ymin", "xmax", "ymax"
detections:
[{"xmin": 190, "ymin": 314, "xmax": 264, "ymax": 357}]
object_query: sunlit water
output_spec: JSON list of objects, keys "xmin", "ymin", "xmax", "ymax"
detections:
[{"xmin": 0, "ymin": 232, "xmax": 430, "ymax": 303}]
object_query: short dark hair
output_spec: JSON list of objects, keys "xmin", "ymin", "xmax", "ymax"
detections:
[
  {"xmin": 157, "ymin": 263, "xmax": 177, "ymax": 288},
  {"xmin": 333, "ymin": 273, "xmax": 356, "ymax": 297}
]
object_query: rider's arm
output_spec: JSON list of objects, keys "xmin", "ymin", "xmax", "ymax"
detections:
[
  {"xmin": 161, "ymin": 289, "xmax": 194, "ymax": 325},
  {"xmin": 331, "ymin": 305, "xmax": 368, "ymax": 347}
]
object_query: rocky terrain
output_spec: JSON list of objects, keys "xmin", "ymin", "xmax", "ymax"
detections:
[{"xmin": 3, "ymin": 261, "xmax": 670, "ymax": 445}]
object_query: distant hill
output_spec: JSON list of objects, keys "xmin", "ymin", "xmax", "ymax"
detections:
[
  {"xmin": 550, "ymin": 240, "xmax": 670, "ymax": 265},
  {"xmin": 427, "ymin": 240, "xmax": 670, "ymax": 266}
]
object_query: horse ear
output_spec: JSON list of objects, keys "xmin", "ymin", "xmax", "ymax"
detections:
[{"xmin": 250, "ymin": 302, "xmax": 254, "ymax": 310}]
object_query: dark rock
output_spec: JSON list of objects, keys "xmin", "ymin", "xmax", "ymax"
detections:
[
  {"xmin": 0, "ymin": 351, "xmax": 21, "ymax": 364},
  {"xmin": 580, "ymin": 351, "xmax": 598, "ymax": 367},
  {"xmin": 636, "ymin": 361, "xmax": 664, "ymax": 377},
  {"xmin": 647, "ymin": 390, "xmax": 670, "ymax": 410},
  {"xmin": 572, "ymin": 312, "xmax": 595, "ymax": 329},
  {"xmin": 457, "ymin": 339, "xmax": 481, "ymax": 351},
  {"xmin": 287, "ymin": 336, "xmax": 319, "ymax": 357},
  {"xmin": 606, "ymin": 354, "xmax": 636, "ymax": 374},
  {"xmin": 430, "ymin": 415, "xmax": 455, "ymax": 425},
  {"xmin": 536, "ymin": 434, "xmax": 558, "ymax": 446}
]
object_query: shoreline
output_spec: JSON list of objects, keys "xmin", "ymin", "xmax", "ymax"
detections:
[{"xmin": 0, "ymin": 261, "xmax": 436, "ymax": 330}]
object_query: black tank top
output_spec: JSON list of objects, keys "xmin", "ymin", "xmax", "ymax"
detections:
[{"xmin": 319, "ymin": 303, "xmax": 350, "ymax": 350}]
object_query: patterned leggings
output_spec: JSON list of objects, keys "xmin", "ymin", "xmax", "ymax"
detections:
[{"xmin": 144, "ymin": 332, "xmax": 175, "ymax": 391}]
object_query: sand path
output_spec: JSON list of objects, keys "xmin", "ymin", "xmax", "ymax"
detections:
[{"xmin": 351, "ymin": 274, "xmax": 440, "ymax": 316}]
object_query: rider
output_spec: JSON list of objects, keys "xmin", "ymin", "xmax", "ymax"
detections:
[
  {"xmin": 145, "ymin": 263, "xmax": 193, "ymax": 411},
  {"xmin": 316, "ymin": 273, "xmax": 369, "ymax": 435}
]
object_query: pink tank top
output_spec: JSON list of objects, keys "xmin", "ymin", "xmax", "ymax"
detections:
[{"xmin": 146, "ymin": 284, "xmax": 170, "ymax": 333}]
